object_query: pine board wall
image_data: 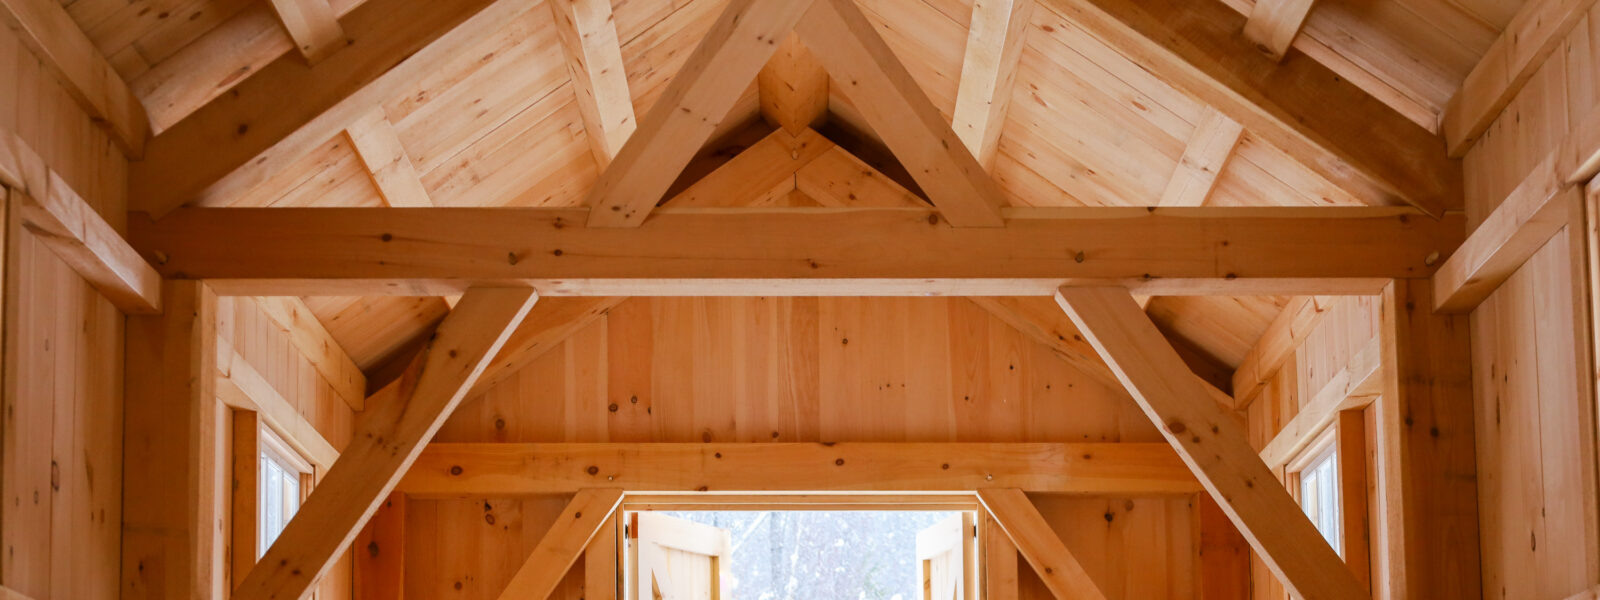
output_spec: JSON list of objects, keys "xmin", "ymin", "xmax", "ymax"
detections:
[
  {"xmin": 406, "ymin": 296, "xmax": 1212, "ymax": 599},
  {"xmin": 0, "ymin": 21, "xmax": 129, "ymax": 600},
  {"xmin": 1463, "ymin": 4, "xmax": 1600, "ymax": 598},
  {"xmin": 218, "ymin": 295, "xmax": 359, "ymax": 599}
]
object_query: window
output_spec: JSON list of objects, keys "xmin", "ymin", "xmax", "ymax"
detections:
[
  {"xmin": 623, "ymin": 509, "xmax": 974, "ymax": 600},
  {"xmin": 257, "ymin": 424, "xmax": 312, "ymax": 557},
  {"xmin": 1284, "ymin": 408, "xmax": 1370, "ymax": 587},
  {"xmin": 1296, "ymin": 444, "xmax": 1341, "ymax": 554}
]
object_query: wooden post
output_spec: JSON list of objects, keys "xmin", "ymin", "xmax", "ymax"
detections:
[
  {"xmin": 1375, "ymin": 279, "xmax": 1482, "ymax": 599},
  {"xmin": 231, "ymin": 410, "xmax": 261, "ymax": 590},
  {"xmin": 122, "ymin": 280, "xmax": 226, "ymax": 599}
]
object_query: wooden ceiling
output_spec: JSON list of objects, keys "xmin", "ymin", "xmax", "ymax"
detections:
[{"xmin": 57, "ymin": 0, "xmax": 1521, "ymax": 390}]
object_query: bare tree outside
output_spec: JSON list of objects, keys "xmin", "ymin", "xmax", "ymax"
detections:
[{"xmin": 661, "ymin": 511, "xmax": 961, "ymax": 600}]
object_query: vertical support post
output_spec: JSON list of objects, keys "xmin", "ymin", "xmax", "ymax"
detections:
[
  {"xmin": 122, "ymin": 280, "xmax": 224, "ymax": 599},
  {"xmin": 1375, "ymin": 279, "xmax": 1481, "ymax": 599},
  {"xmin": 231, "ymin": 410, "xmax": 261, "ymax": 589}
]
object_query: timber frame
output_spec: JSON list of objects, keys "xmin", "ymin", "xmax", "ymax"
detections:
[{"xmin": 5, "ymin": 0, "xmax": 1597, "ymax": 597}]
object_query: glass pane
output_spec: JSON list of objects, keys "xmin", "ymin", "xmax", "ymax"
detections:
[
  {"xmin": 660, "ymin": 511, "xmax": 959, "ymax": 600},
  {"xmin": 1298, "ymin": 450, "xmax": 1341, "ymax": 555}
]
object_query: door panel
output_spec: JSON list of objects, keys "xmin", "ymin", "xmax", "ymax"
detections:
[
  {"xmin": 629, "ymin": 513, "xmax": 731, "ymax": 600},
  {"xmin": 917, "ymin": 512, "xmax": 975, "ymax": 600}
]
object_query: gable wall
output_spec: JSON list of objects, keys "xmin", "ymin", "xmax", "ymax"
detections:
[{"xmin": 408, "ymin": 296, "xmax": 1207, "ymax": 599}]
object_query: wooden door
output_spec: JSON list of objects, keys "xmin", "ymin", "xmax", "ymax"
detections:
[
  {"xmin": 917, "ymin": 513, "xmax": 976, "ymax": 600},
  {"xmin": 628, "ymin": 512, "xmax": 732, "ymax": 600}
]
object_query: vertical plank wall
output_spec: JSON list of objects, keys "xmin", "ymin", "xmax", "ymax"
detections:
[
  {"xmin": 0, "ymin": 22, "xmax": 130, "ymax": 600},
  {"xmin": 406, "ymin": 297, "xmax": 1205, "ymax": 599},
  {"xmin": 1463, "ymin": 5, "xmax": 1600, "ymax": 599},
  {"xmin": 1241, "ymin": 297, "xmax": 1383, "ymax": 599},
  {"xmin": 218, "ymin": 296, "xmax": 359, "ymax": 599}
]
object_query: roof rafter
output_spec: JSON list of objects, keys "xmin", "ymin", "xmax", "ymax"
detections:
[
  {"xmin": 131, "ymin": 0, "xmax": 511, "ymax": 217},
  {"xmin": 0, "ymin": 0, "xmax": 149, "ymax": 157},
  {"xmin": 1241, "ymin": 0, "xmax": 1318, "ymax": 61},
  {"xmin": 1158, "ymin": 108, "xmax": 1245, "ymax": 207},
  {"xmin": 1042, "ymin": 0, "xmax": 1459, "ymax": 215},
  {"xmin": 951, "ymin": 0, "xmax": 1035, "ymax": 169},
  {"xmin": 267, "ymin": 0, "xmax": 349, "ymax": 64},
  {"xmin": 548, "ymin": 0, "xmax": 636, "ymax": 170}
]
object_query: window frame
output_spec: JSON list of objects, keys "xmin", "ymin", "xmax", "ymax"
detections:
[
  {"xmin": 1285, "ymin": 409, "xmax": 1371, "ymax": 588},
  {"xmin": 230, "ymin": 409, "xmax": 317, "ymax": 591}
]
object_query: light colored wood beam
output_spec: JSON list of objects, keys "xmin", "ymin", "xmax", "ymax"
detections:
[
  {"xmin": 797, "ymin": 0, "xmax": 1007, "ymax": 226},
  {"xmin": 130, "ymin": 206, "xmax": 1461, "ymax": 297},
  {"xmin": 758, "ymin": 34, "xmax": 830, "ymax": 135},
  {"xmin": 665, "ymin": 128, "xmax": 835, "ymax": 208},
  {"xmin": 1376, "ymin": 279, "xmax": 1481, "ymax": 598},
  {"xmin": 2, "ymin": 127, "xmax": 161, "ymax": 315},
  {"xmin": 12, "ymin": 181, "xmax": 161, "ymax": 315},
  {"xmin": 354, "ymin": 492, "xmax": 405, "ymax": 600},
  {"xmin": 952, "ymin": 0, "xmax": 1034, "ymax": 168},
  {"xmin": 122, "ymin": 281, "xmax": 224, "ymax": 598},
  {"xmin": 585, "ymin": 0, "xmax": 816, "ymax": 226},
  {"xmin": 1433, "ymin": 100, "xmax": 1600, "ymax": 312},
  {"xmin": 0, "ymin": 0, "xmax": 149, "ymax": 157},
  {"xmin": 1158, "ymin": 108, "xmax": 1245, "ymax": 207},
  {"xmin": 1258, "ymin": 335, "xmax": 1381, "ymax": 468},
  {"xmin": 1241, "ymin": 0, "xmax": 1318, "ymax": 61},
  {"xmin": 548, "ymin": 0, "xmax": 636, "ymax": 169},
  {"xmin": 216, "ymin": 337, "xmax": 341, "ymax": 471},
  {"xmin": 133, "ymin": 0, "xmax": 535, "ymax": 218},
  {"xmin": 345, "ymin": 108, "xmax": 433, "ymax": 208},
  {"xmin": 1440, "ymin": 0, "xmax": 1599, "ymax": 156},
  {"xmin": 1054, "ymin": 286, "xmax": 1367, "ymax": 600},
  {"xmin": 495, "ymin": 489, "xmax": 625, "ymax": 600},
  {"xmin": 398, "ymin": 442, "xmax": 1201, "ymax": 497},
  {"xmin": 267, "ymin": 0, "xmax": 348, "ymax": 64},
  {"xmin": 977, "ymin": 489, "xmax": 1107, "ymax": 600},
  {"xmin": 1232, "ymin": 295, "xmax": 1336, "ymax": 406},
  {"xmin": 1041, "ymin": 0, "xmax": 1459, "ymax": 216},
  {"xmin": 249, "ymin": 295, "xmax": 367, "ymax": 411},
  {"xmin": 231, "ymin": 408, "xmax": 263, "ymax": 588},
  {"xmin": 231, "ymin": 287, "xmax": 538, "ymax": 600}
]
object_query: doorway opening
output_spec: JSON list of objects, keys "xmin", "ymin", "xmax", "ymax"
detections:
[{"xmin": 622, "ymin": 508, "xmax": 980, "ymax": 600}]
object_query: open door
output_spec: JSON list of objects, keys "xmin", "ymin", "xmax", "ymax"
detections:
[
  {"xmin": 628, "ymin": 512, "xmax": 732, "ymax": 600},
  {"xmin": 916, "ymin": 512, "xmax": 976, "ymax": 600}
]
